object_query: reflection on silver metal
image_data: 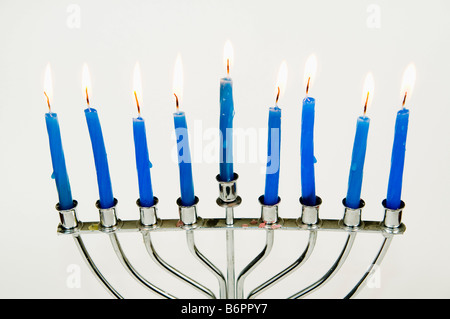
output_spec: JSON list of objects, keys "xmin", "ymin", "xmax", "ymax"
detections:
[
  {"xmin": 248, "ymin": 230, "xmax": 317, "ymax": 299},
  {"xmin": 289, "ymin": 232, "xmax": 357, "ymax": 299},
  {"xmin": 177, "ymin": 196, "xmax": 199, "ymax": 226},
  {"xmin": 96, "ymin": 198, "xmax": 119, "ymax": 230},
  {"xmin": 138, "ymin": 197, "xmax": 159, "ymax": 227},
  {"xmin": 108, "ymin": 232, "xmax": 176, "ymax": 299},
  {"xmin": 342, "ymin": 198, "xmax": 365, "ymax": 228},
  {"xmin": 259, "ymin": 195, "xmax": 280, "ymax": 225},
  {"xmin": 73, "ymin": 234, "xmax": 123, "ymax": 299},
  {"xmin": 186, "ymin": 230, "xmax": 227, "ymax": 299},
  {"xmin": 300, "ymin": 196, "xmax": 322, "ymax": 226},
  {"xmin": 216, "ymin": 173, "xmax": 239, "ymax": 203},
  {"xmin": 142, "ymin": 231, "xmax": 216, "ymax": 299},
  {"xmin": 57, "ymin": 200, "xmax": 79, "ymax": 230},
  {"xmin": 236, "ymin": 229, "xmax": 275, "ymax": 299},
  {"xmin": 382, "ymin": 199, "xmax": 405, "ymax": 230}
]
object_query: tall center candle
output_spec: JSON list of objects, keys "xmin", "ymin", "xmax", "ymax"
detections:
[
  {"xmin": 82, "ymin": 64, "xmax": 114, "ymax": 209},
  {"xmin": 173, "ymin": 54, "xmax": 195, "ymax": 206},
  {"xmin": 219, "ymin": 41, "xmax": 235, "ymax": 182},
  {"xmin": 345, "ymin": 73, "xmax": 374, "ymax": 209}
]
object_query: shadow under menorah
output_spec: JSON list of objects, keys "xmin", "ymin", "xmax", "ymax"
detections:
[{"xmin": 55, "ymin": 173, "xmax": 406, "ymax": 299}]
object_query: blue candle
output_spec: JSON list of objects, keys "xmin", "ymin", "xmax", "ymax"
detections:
[
  {"xmin": 300, "ymin": 97, "xmax": 316, "ymax": 206},
  {"xmin": 133, "ymin": 116, "xmax": 154, "ymax": 207},
  {"xmin": 345, "ymin": 73, "xmax": 374, "ymax": 209},
  {"xmin": 264, "ymin": 106, "xmax": 282, "ymax": 205},
  {"xmin": 345, "ymin": 115, "xmax": 370, "ymax": 209},
  {"xmin": 84, "ymin": 107, "xmax": 115, "ymax": 209},
  {"xmin": 219, "ymin": 76, "xmax": 234, "ymax": 182},
  {"xmin": 45, "ymin": 112, "xmax": 73, "ymax": 210},
  {"xmin": 173, "ymin": 110, "xmax": 195, "ymax": 206},
  {"xmin": 386, "ymin": 64, "xmax": 415, "ymax": 210},
  {"xmin": 386, "ymin": 109, "xmax": 409, "ymax": 209}
]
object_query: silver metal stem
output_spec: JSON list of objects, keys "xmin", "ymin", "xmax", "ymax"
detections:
[
  {"xmin": 142, "ymin": 231, "xmax": 216, "ymax": 299},
  {"xmin": 344, "ymin": 234, "xmax": 393, "ymax": 299},
  {"xmin": 289, "ymin": 232, "xmax": 357, "ymax": 299},
  {"xmin": 72, "ymin": 234, "xmax": 123, "ymax": 299},
  {"xmin": 236, "ymin": 229, "xmax": 275, "ymax": 299},
  {"xmin": 226, "ymin": 227, "xmax": 235, "ymax": 299},
  {"xmin": 108, "ymin": 232, "xmax": 176, "ymax": 299},
  {"xmin": 186, "ymin": 229, "xmax": 227, "ymax": 299},
  {"xmin": 247, "ymin": 230, "xmax": 317, "ymax": 299}
]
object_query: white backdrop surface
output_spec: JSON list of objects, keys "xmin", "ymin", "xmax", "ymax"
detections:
[{"xmin": 0, "ymin": 0, "xmax": 449, "ymax": 298}]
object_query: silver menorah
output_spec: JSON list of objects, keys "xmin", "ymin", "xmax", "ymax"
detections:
[{"xmin": 54, "ymin": 171, "xmax": 406, "ymax": 299}]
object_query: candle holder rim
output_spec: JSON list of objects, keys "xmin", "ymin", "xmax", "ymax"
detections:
[
  {"xmin": 176, "ymin": 196, "xmax": 200, "ymax": 208},
  {"xmin": 381, "ymin": 199, "xmax": 405, "ymax": 212},
  {"xmin": 95, "ymin": 198, "xmax": 119, "ymax": 210},
  {"xmin": 342, "ymin": 198, "xmax": 365, "ymax": 210},
  {"xmin": 55, "ymin": 200, "xmax": 78, "ymax": 212},
  {"xmin": 258, "ymin": 195, "xmax": 281, "ymax": 207},
  {"xmin": 299, "ymin": 196, "xmax": 322, "ymax": 208},
  {"xmin": 216, "ymin": 173, "xmax": 239, "ymax": 184},
  {"xmin": 136, "ymin": 196, "xmax": 159, "ymax": 208}
]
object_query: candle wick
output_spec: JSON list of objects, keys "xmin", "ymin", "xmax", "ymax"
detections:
[
  {"xmin": 402, "ymin": 92, "xmax": 407, "ymax": 108},
  {"xmin": 275, "ymin": 86, "xmax": 280, "ymax": 105},
  {"xmin": 44, "ymin": 91, "xmax": 51, "ymax": 112},
  {"xmin": 85, "ymin": 87, "xmax": 90, "ymax": 109},
  {"xmin": 306, "ymin": 77, "xmax": 310, "ymax": 95},
  {"xmin": 227, "ymin": 59, "xmax": 230, "ymax": 76},
  {"xmin": 363, "ymin": 91, "xmax": 369, "ymax": 115},
  {"xmin": 134, "ymin": 91, "xmax": 141, "ymax": 115},
  {"xmin": 174, "ymin": 93, "xmax": 179, "ymax": 111}
]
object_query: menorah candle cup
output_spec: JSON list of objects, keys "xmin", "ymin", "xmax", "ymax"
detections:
[
  {"xmin": 216, "ymin": 173, "xmax": 240, "ymax": 203},
  {"xmin": 259, "ymin": 195, "xmax": 280, "ymax": 225},
  {"xmin": 382, "ymin": 199, "xmax": 405, "ymax": 230},
  {"xmin": 300, "ymin": 196, "xmax": 322, "ymax": 226},
  {"xmin": 177, "ymin": 196, "xmax": 199, "ymax": 226},
  {"xmin": 342, "ymin": 198, "xmax": 365, "ymax": 228},
  {"xmin": 96, "ymin": 198, "xmax": 119, "ymax": 230},
  {"xmin": 137, "ymin": 197, "xmax": 159, "ymax": 227},
  {"xmin": 57, "ymin": 200, "xmax": 79, "ymax": 230}
]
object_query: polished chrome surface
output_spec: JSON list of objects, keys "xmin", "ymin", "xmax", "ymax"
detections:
[
  {"xmin": 138, "ymin": 197, "xmax": 159, "ymax": 227},
  {"xmin": 259, "ymin": 196, "xmax": 280, "ymax": 224},
  {"xmin": 236, "ymin": 229, "xmax": 275, "ymax": 299},
  {"xmin": 72, "ymin": 234, "xmax": 123, "ymax": 299},
  {"xmin": 344, "ymin": 234, "xmax": 393, "ymax": 299},
  {"xmin": 289, "ymin": 232, "xmax": 357, "ymax": 299},
  {"xmin": 142, "ymin": 231, "xmax": 215, "ymax": 299},
  {"xmin": 186, "ymin": 230, "xmax": 227, "ymax": 299},
  {"xmin": 342, "ymin": 198, "xmax": 365, "ymax": 228},
  {"xmin": 216, "ymin": 173, "xmax": 239, "ymax": 202},
  {"xmin": 108, "ymin": 232, "xmax": 176, "ymax": 299},
  {"xmin": 382, "ymin": 199, "xmax": 405, "ymax": 230},
  {"xmin": 96, "ymin": 198, "xmax": 119, "ymax": 229},
  {"xmin": 177, "ymin": 197, "xmax": 199, "ymax": 226},
  {"xmin": 247, "ymin": 230, "xmax": 317, "ymax": 299},
  {"xmin": 57, "ymin": 200, "xmax": 79, "ymax": 230},
  {"xmin": 300, "ymin": 196, "xmax": 322, "ymax": 226}
]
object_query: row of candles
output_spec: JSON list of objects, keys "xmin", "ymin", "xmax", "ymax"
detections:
[{"xmin": 45, "ymin": 41, "xmax": 415, "ymax": 214}]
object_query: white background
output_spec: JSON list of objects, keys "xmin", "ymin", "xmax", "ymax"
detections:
[{"xmin": 0, "ymin": 0, "xmax": 449, "ymax": 298}]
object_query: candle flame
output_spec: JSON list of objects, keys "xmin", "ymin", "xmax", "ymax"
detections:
[
  {"xmin": 362, "ymin": 72, "xmax": 375, "ymax": 115},
  {"xmin": 275, "ymin": 60, "xmax": 288, "ymax": 105},
  {"xmin": 400, "ymin": 63, "xmax": 416, "ymax": 108},
  {"xmin": 304, "ymin": 54, "xmax": 317, "ymax": 95},
  {"xmin": 43, "ymin": 63, "xmax": 53, "ymax": 112},
  {"xmin": 173, "ymin": 54, "xmax": 183, "ymax": 110},
  {"xmin": 223, "ymin": 40, "xmax": 234, "ymax": 76},
  {"xmin": 133, "ymin": 62, "xmax": 143, "ymax": 115},
  {"xmin": 82, "ymin": 63, "xmax": 92, "ymax": 107}
]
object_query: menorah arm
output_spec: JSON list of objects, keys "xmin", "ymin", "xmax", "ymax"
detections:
[
  {"xmin": 344, "ymin": 234, "xmax": 393, "ymax": 299},
  {"xmin": 142, "ymin": 231, "xmax": 216, "ymax": 299},
  {"xmin": 72, "ymin": 234, "xmax": 123, "ymax": 299},
  {"xmin": 236, "ymin": 229, "xmax": 275, "ymax": 299},
  {"xmin": 288, "ymin": 232, "xmax": 357, "ymax": 299},
  {"xmin": 185, "ymin": 229, "xmax": 227, "ymax": 299},
  {"xmin": 108, "ymin": 233, "xmax": 177, "ymax": 299},
  {"xmin": 247, "ymin": 230, "xmax": 317, "ymax": 299}
]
